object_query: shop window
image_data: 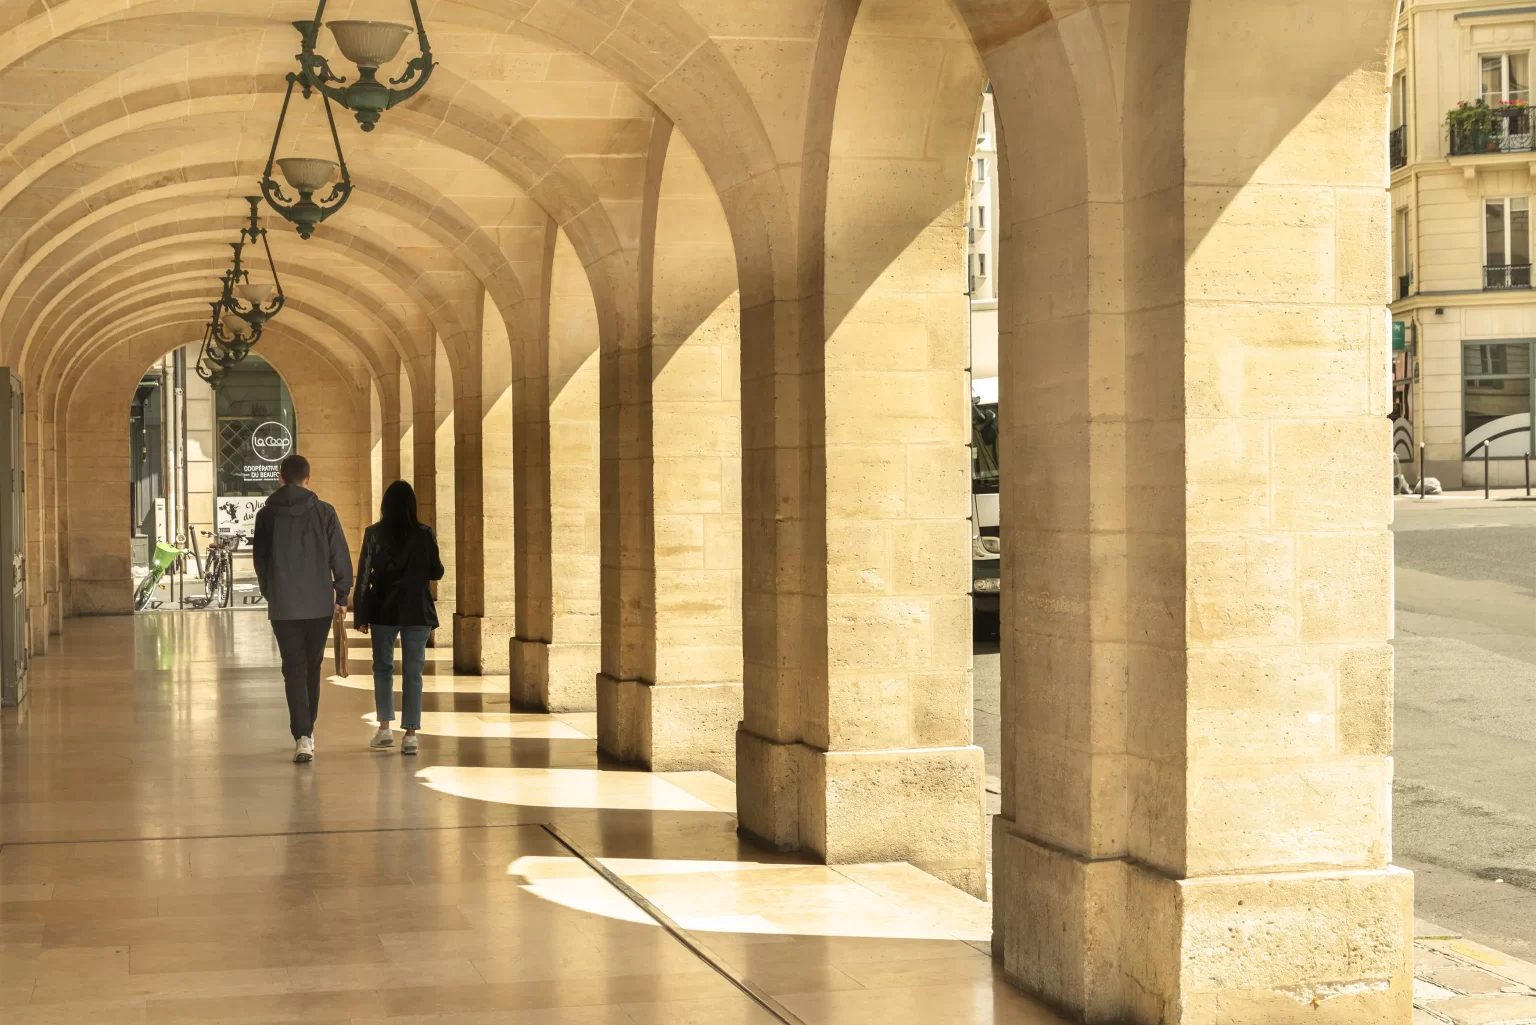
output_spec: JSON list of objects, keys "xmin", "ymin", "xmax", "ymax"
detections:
[
  {"xmin": 1463, "ymin": 341, "xmax": 1533, "ymax": 457},
  {"xmin": 213, "ymin": 354, "xmax": 297, "ymax": 533}
]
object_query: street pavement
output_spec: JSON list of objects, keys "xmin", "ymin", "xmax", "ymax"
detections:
[{"xmin": 1396, "ymin": 492, "xmax": 1536, "ymax": 962}]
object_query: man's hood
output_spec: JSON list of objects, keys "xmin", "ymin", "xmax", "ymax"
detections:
[{"xmin": 264, "ymin": 484, "xmax": 317, "ymax": 517}]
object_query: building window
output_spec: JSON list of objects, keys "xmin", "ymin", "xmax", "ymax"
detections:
[
  {"xmin": 977, "ymin": 252, "xmax": 987, "ymax": 278},
  {"xmin": 976, "ymin": 205, "xmax": 986, "ymax": 230},
  {"xmin": 1485, "ymin": 197, "xmax": 1531, "ymax": 288},
  {"xmin": 1395, "ymin": 207, "xmax": 1412, "ymax": 298},
  {"xmin": 975, "ymin": 157, "xmax": 987, "ymax": 182},
  {"xmin": 1483, "ymin": 52, "xmax": 1530, "ymax": 105},
  {"xmin": 977, "ymin": 111, "xmax": 986, "ymax": 142},
  {"xmin": 1464, "ymin": 341, "xmax": 1533, "ymax": 457}
]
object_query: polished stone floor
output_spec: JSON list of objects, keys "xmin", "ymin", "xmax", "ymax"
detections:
[{"xmin": 0, "ymin": 613, "xmax": 1065, "ymax": 1025}]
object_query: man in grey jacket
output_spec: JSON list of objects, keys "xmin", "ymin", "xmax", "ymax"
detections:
[{"xmin": 252, "ymin": 454, "xmax": 352, "ymax": 763}]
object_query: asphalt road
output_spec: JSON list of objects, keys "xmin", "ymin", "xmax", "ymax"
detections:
[
  {"xmin": 972, "ymin": 496, "xmax": 1536, "ymax": 954},
  {"xmin": 1394, "ymin": 494, "xmax": 1536, "ymax": 957}
]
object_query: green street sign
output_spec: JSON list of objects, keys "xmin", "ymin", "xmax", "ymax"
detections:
[{"xmin": 1392, "ymin": 321, "xmax": 1406, "ymax": 351}]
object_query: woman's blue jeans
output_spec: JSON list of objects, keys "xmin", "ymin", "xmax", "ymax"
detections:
[{"xmin": 370, "ymin": 624, "xmax": 431, "ymax": 730}]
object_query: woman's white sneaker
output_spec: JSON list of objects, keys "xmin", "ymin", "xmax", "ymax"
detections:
[
  {"xmin": 370, "ymin": 727, "xmax": 395, "ymax": 749},
  {"xmin": 401, "ymin": 734, "xmax": 418, "ymax": 755},
  {"xmin": 294, "ymin": 736, "xmax": 314, "ymax": 763}
]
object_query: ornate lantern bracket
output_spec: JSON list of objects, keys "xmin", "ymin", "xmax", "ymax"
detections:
[
  {"xmin": 293, "ymin": 0, "xmax": 434, "ymax": 132},
  {"xmin": 260, "ymin": 72, "xmax": 353, "ymax": 240}
]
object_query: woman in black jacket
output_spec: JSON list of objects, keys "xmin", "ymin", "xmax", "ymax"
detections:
[{"xmin": 353, "ymin": 480, "xmax": 443, "ymax": 755}]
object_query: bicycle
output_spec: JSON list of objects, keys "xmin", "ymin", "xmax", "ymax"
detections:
[
  {"xmin": 133, "ymin": 541, "xmax": 186, "ymax": 611},
  {"xmin": 199, "ymin": 530, "xmax": 249, "ymax": 609}
]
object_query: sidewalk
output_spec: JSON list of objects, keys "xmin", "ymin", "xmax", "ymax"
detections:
[
  {"xmin": 1397, "ymin": 488, "xmax": 1536, "ymax": 502},
  {"xmin": 1415, "ymin": 919, "xmax": 1536, "ymax": 1023}
]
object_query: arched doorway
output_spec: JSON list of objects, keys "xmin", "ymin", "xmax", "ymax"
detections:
[{"xmin": 127, "ymin": 347, "xmax": 297, "ymax": 611}]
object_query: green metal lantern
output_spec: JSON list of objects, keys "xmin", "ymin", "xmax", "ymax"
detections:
[
  {"xmin": 260, "ymin": 72, "xmax": 353, "ymax": 239},
  {"xmin": 293, "ymin": 0, "xmax": 435, "ymax": 132}
]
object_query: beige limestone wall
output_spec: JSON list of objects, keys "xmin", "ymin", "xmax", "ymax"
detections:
[{"xmin": 185, "ymin": 366, "xmax": 214, "ymax": 539}]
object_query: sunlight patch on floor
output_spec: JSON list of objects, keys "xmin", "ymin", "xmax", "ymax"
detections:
[
  {"xmin": 414, "ymin": 765, "xmax": 722, "ymax": 811},
  {"xmin": 363, "ymin": 711, "xmax": 590, "ymax": 739},
  {"xmin": 506, "ymin": 854, "xmax": 988, "ymax": 941}
]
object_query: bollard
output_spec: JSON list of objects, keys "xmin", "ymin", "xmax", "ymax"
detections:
[
  {"xmin": 1485, "ymin": 440, "xmax": 1491, "ymax": 501},
  {"xmin": 1527, "ymin": 452, "xmax": 1531, "ymax": 497},
  {"xmin": 1419, "ymin": 441, "xmax": 1427, "ymax": 498}
]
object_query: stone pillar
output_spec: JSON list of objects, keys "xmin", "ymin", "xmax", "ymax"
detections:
[
  {"xmin": 432, "ymin": 337, "xmax": 457, "ymax": 630},
  {"xmin": 598, "ymin": 126, "xmax": 744, "ymax": 776},
  {"xmin": 510, "ymin": 227, "xmax": 601, "ymax": 710},
  {"xmin": 397, "ymin": 360, "xmax": 415, "ymax": 485},
  {"xmin": 477, "ymin": 295, "xmax": 516, "ymax": 674},
  {"xmin": 989, "ymin": 3, "xmax": 1412, "ymax": 1022},
  {"xmin": 452, "ymin": 303, "xmax": 486, "ymax": 674},
  {"xmin": 24, "ymin": 399, "xmax": 46, "ymax": 654},
  {"xmin": 735, "ymin": 20, "xmax": 986, "ymax": 895},
  {"xmin": 42, "ymin": 414, "xmax": 60, "ymax": 635}
]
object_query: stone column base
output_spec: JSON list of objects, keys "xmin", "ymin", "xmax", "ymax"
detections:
[
  {"xmin": 452, "ymin": 613, "xmax": 482, "ymax": 674},
  {"xmin": 477, "ymin": 615, "xmax": 515, "ymax": 674},
  {"xmin": 737, "ymin": 727, "xmax": 986, "ymax": 897},
  {"xmin": 992, "ymin": 823, "xmax": 1414, "ymax": 1024},
  {"xmin": 595, "ymin": 673, "xmax": 740, "ymax": 777},
  {"xmin": 510, "ymin": 637, "xmax": 598, "ymax": 711},
  {"xmin": 45, "ymin": 590, "xmax": 60, "ymax": 635},
  {"xmin": 27, "ymin": 610, "xmax": 46, "ymax": 656}
]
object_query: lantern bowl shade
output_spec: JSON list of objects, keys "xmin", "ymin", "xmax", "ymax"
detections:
[
  {"xmin": 276, "ymin": 157, "xmax": 337, "ymax": 193},
  {"xmin": 220, "ymin": 311, "xmax": 255, "ymax": 341},
  {"xmin": 235, "ymin": 283, "xmax": 275, "ymax": 305},
  {"xmin": 328, "ymin": 20, "xmax": 411, "ymax": 67}
]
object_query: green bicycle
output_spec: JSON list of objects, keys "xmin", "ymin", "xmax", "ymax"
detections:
[{"xmin": 133, "ymin": 541, "xmax": 185, "ymax": 611}]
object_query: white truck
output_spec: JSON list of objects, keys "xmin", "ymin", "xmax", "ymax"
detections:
[{"xmin": 971, "ymin": 376, "xmax": 1000, "ymax": 636}]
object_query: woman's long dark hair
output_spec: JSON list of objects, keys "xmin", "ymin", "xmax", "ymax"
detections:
[{"xmin": 379, "ymin": 480, "xmax": 420, "ymax": 548}]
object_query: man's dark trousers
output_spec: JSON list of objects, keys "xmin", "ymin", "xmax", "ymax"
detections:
[{"xmin": 273, "ymin": 617, "xmax": 332, "ymax": 739}]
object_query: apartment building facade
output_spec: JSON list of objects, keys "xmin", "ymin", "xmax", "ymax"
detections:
[{"xmin": 1393, "ymin": 0, "xmax": 1536, "ymax": 488}]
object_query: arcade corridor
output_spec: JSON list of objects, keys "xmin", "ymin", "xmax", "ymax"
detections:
[{"xmin": 0, "ymin": 613, "xmax": 1063, "ymax": 1024}]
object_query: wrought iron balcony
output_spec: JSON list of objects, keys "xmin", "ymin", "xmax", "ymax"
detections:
[
  {"xmin": 1390, "ymin": 125, "xmax": 1407, "ymax": 169},
  {"xmin": 1450, "ymin": 104, "xmax": 1533, "ymax": 156},
  {"xmin": 1485, "ymin": 263, "xmax": 1532, "ymax": 289},
  {"xmin": 1398, "ymin": 273, "xmax": 1412, "ymax": 300}
]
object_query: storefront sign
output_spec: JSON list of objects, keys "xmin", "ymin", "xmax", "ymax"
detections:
[
  {"xmin": 215, "ymin": 496, "xmax": 263, "ymax": 535},
  {"xmin": 1392, "ymin": 321, "xmax": 1406, "ymax": 352},
  {"xmin": 224, "ymin": 419, "xmax": 292, "ymax": 490}
]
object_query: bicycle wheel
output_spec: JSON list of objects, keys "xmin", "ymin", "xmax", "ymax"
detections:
[
  {"xmin": 133, "ymin": 572, "xmax": 159, "ymax": 611},
  {"xmin": 217, "ymin": 558, "xmax": 233, "ymax": 608}
]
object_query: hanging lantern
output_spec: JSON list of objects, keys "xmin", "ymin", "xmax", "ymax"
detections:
[
  {"xmin": 260, "ymin": 72, "xmax": 352, "ymax": 239},
  {"xmin": 195, "ymin": 309, "xmax": 238, "ymax": 387},
  {"xmin": 293, "ymin": 0, "xmax": 435, "ymax": 132},
  {"xmin": 219, "ymin": 197, "xmax": 286, "ymax": 337},
  {"xmin": 208, "ymin": 268, "xmax": 259, "ymax": 355}
]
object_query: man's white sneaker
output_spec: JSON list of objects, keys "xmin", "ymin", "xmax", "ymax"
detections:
[
  {"xmin": 401, "ymin": 734, "xmax": 418, "ymax": 756},
  {"xmin": 294, "ymin": 736, "xmax": 314, "ymax": 763},
  {"xmin": 370, "ymin": 727, "xmax": 395, "ymax": 749}
]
